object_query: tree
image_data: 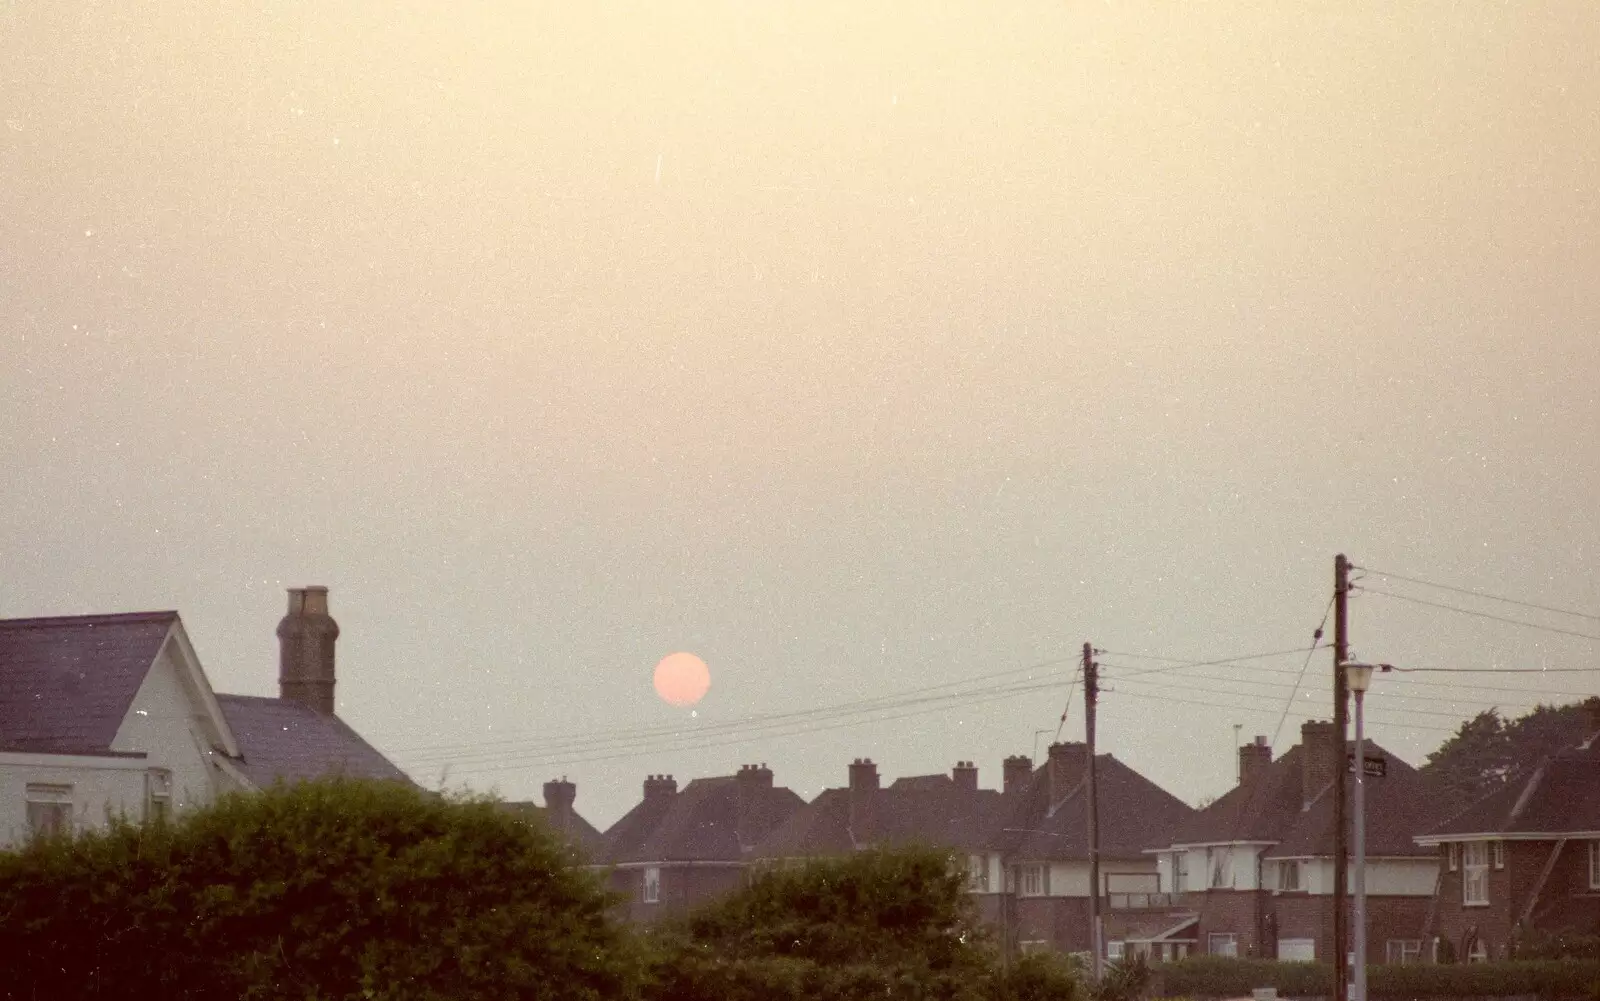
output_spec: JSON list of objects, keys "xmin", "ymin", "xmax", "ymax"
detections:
[
  {"xmin": 1422, "ymin": 709, "xmax": 1512, "ymax": 803},
  {"xmin": 0, "ymin": 779, "xmax": 632, "ymax": 1001}
]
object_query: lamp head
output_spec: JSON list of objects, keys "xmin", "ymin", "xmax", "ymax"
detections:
[{"xmin": 1341, "ymin": 661, "xmax": 1392, "ymax": 693}]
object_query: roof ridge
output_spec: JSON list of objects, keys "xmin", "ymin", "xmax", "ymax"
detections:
[{"xmin": 0, "ymin": 610, "xmax": 179, "ymax": 629}]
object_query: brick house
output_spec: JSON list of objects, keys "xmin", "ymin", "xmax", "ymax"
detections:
[
  {"xmin": 985, "ymin": 742, "xmax": 1194, "ymax": 959},
  {"xmin": 502, "ymin": 778, "xmax": 606, "ymax": 860},
  {"xmin": 601, "ymin": 764, "xmax": 803, "ymax": 922},
  {"xmin": 1153, "ymin": 721, "xmax": 1439, "ymax": 964},
  {"xmin": 1417, "ymin": 732, "xmax": 1600, "ymax": 961},
  {"xmin": 0, "ymin": 587, "xmax": 410, "ymax": 846},
  {"xmin": 756, "ymin": 757, "xmax": 1005, "ymax": 903}
]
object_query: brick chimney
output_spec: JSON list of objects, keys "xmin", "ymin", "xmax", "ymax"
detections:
[
  {"xmin": 848, "ymin": 758, "xmax": 879, "ymax": 844},
  {"xmin": 1003, "ymin": 755, "xmax": 1034, "ymax": 794},
  {"xmin": 1300, "ymin": 720, "xmax": 1338, "ymax": 808},
  {"xmin": 277, "ymin": 586, "xmax": 339, "ymax": 715},
  {"xmin": 735, "ymin": 763, "xmax": 774, "ymax": 849},
  {"xmin": 1047, "ymin": 742, "xmax": 1089, "ymax": 809},
  {"xmin": 644, "ymin": 774, "xmax": 678, "ymax": 802},
  {"xmin": 1239, "ymin": 736, "xmax": 1271, "ymax": 787},
  {"xmin": 952, "ymin": 760, "xmax": 978, "ymax": 793},
  {"xmin": 543, "ymin": 778, "xmax": 576, "ymax": 835}
]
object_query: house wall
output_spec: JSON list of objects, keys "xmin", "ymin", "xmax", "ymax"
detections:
[
  {"xmin": 1272, "ymin": 892, "xmax": 1432, "ymax": 963},
  {"xmin": 1431, "ymin": 839, "xmax": 1600, "ymax": 960},
  {"xmin": 0, "ymin": 752, "xmax": 149, "ymax": 847},
  {"xmin": 608, "ymin": 864, "xmax": 746, "ymax": 923},
  {"xmin": 1016, "ymin": 895, "xmax": 1092, "ymax": 953},
  {"xmin": 1294, "ymin": 857, "xmax": 1437, "ymax": 895},
  {"xmin": 1193, "ymin": 890, "xmax": 1271, "ymax": 957},
  {"xmin": 111, "ymin": 639, "xmax": 230, "ymax": 807}
]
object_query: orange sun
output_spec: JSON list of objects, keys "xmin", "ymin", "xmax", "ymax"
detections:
[{"xmin": 653, "ymin": 652, "xmax": 711, "ymax": 707}]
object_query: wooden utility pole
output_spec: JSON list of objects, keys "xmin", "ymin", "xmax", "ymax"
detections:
[
  {"xmin": 1333, "ymin": 554, "xmax": 1351, "ymax": 1001},
  {"xmin": 1084, "ymin": 641, "xmax": 1103, "ymax": 981}
]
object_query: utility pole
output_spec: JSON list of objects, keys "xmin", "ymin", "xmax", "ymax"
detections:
[
  {"xmin": 1333, "ymin": 554, "xmax": 1351, "ymax": 1001},
  {"xmin": 1084, "ymin": 641, "xmax": 1103, "ymax": 982}
]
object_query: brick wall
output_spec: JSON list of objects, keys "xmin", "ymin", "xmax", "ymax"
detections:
[
  {"xmin": 608, "ymin": 864, "xmax": 746, "ymax": 923},
  {"xmin": 1016, "ymin": 896, "xmax": 1091, "ymax": 953},
  {"xmin": 1272, "ymin": 892, "xmax": 1430, "ymax": 963},
  {"xmin": 1193, "ymin": 890, "xmax": 1270, "ymax": 957}
]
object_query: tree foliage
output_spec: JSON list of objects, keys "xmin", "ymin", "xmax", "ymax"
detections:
[
  {"xmin": 1422, "ymin": 698, "xmax": 1598, "ymax": 804},
  {"xmin": 0, "ymin": 779, "xmax": 630, "ymax": 1001}
]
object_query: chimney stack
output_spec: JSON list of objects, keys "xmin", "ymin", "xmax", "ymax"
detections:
[
  {"xmin": 277, "ymin": 586, "xmax": 339, "ymax": 715},
  {"xmin": 735, "ymin": 763, "xmax": 774, "ymax": 849},
  {"xmin": 952, "ymin": 760, "xmax": 978, "ymax": 793},
  {"xmin": 1047, "ymin": 742, "xmax": 1090, "ymax": 809},
  {"xmin": 543, "ymin": 778, "xmax": 576, "ymax": 835},
  {"xmin": 644, "ymin": 774, "xmax": 678, "ymax": 802},
  {"xmin": 1300, "ymin": 720, "xmax": 1338, "ymax": 809},
  {"xmin": 848, "ymin": 758, "xmax": 879, "ymax": 844},
  {"xmin": 1239, "ymin": 736, "xmax": 1272, "ymax": 787},
  {"xmin": 1003, "ymin": 755, "xmax": 1034, "ymax": 795}
]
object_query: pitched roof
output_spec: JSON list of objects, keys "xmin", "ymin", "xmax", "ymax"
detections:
[
  {"xmin": 1166, "ymin": 745, "xmax": 1310, "ymax": 847},
  {"xmin": 501, "ymin": 801, "xmax": 607, "ymax": 859},
  {"xmin": 995, "ymin": 755, "xmax": 1194, "ymax": 862},
  {"xmin": 1423, "ymin": 739, "xmax": 1600, "ymax": 839},
  {"xmin": 216, "ymin": 694, "xmax": 413, "ymax": 788},
  {"xmin": 604, "ymin": 775, "xmax": 804, "ymax": 864},
  {"xmin": 1265, "ymin": 745, "xmax": 1437, "ymax": 857},
  {"xmin": 1165, "ymin": 738, "xmax": 1438, "ymax": 856},
  {"xmin": 757, "ymin": 774, "xmax": 1006, "ymax": 858},
  {"xmin": 0, "ymin": 612, "xmax": 176, "ymax": 754}
]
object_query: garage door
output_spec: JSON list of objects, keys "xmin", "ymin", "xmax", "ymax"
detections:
[{"xmin": 1278, "ymin": 939, "xmax": 1316, "ymax": 962}]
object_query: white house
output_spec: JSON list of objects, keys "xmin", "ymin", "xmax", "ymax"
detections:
[{"xmin": 0, "ymin": 587, "xmax": 410, "ymax": 847}]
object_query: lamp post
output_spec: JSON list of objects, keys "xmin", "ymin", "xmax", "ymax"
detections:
[{"xmin": 1341, "ymin": 662, "xmax": 1388, "ymax": 1001}]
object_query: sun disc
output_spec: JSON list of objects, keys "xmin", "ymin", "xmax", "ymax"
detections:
[{"xmin": 653, "ymin": 652, "xmax": 711, "ymax": 707}]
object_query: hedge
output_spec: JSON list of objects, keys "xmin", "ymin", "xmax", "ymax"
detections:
[{"xmin": 1153, "ymin": 956, "xmax": 1600, "ymax": 1000}]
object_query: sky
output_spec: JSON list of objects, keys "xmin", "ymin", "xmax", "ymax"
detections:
[{"xmin": 3, "ymin": 1, "xmax": 1597, "ymax": 828}]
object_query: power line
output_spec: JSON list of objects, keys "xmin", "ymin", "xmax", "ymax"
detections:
[
  {"xmin": 1095, "ymin": 686, "xmax": 1459, "ymax": 735},
  {"xmin": 388, "ymin": 654, "xmax": 1079, "ymax": 760},
  {"xmin": 415, "ymin": 678, "xmax": 1073, "ymax": 778},
  {"xmin": 1358, "ymin": 587, "xmax": 1600, "ymax": 643},
  {"xmin": 1357, "ymin": 566, "xmax": 1600, "ymax": 624},
  {"xmin": 1094, "ymin": 645, "xmax": 1325, "ymax": 679},
  {"xmin": 1389, "ymin": 664, "xmax": 1600, "ymax": 675},
  {"xmin": 1109, "ymin": 672, "xmax": 1485, "ymax": 723}
]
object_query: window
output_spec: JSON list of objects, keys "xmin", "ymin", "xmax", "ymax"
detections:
[
  {"xmin": 1005, "ymin": 867, "xmax": 1017, "ymax": 893},
  {"xmin": 643, "ymin": 867, "xmax": 660, "ymax": 904},
  {"xmin": 1021, "ymin": 864, "xmax": 1047, "ymax": 897},
  {"xmin": 25, "ymin": 784, "xmax": 73, "ymax": 838},
  {"xmin": 967, "ymin": 855, "xmax": 990, "ymax": 893},
  {"xmin": 1278, "ymin": 938, "xmax": 1315, "ymax": 962},
  {"xmin": 1173, "ymin": 852, "xmax": 1189, "ymax": 893},
  {"xmin": 1278, "ymin": 860, "xmax": 1302, "ymax": 891},
  {"xmin": 1209, "ymin": 848, "xmax": 1229, "ymax": 888},
  {"xmin": 1463, "ymin": 842, "xmax": 1489, "ymax": 906},
  {"xmin": 145, "ymin": 769, "xmax": 172, "ymax": 824},
  {"xmin": 1589, "ymin": 841, "xmax": 1600, "ymax": 890},
  {"xmin": 1106, "ymin": 941, "xmax": 1126, "ymax": 961},
  {"xmin": 1386, "ymin": 940, "xmax": 1424, "ymax": 965},
  {"xmin": 1491, "ymin": 841, "xmax": 1504, "ymax": 870},
  {"xmin": 1447, "ymin": 842, "xmax": 1459, "ymax": 871},
  {"xmin": 1468, "ymin": 938, "xmax": 1488, "ymax": 963},
  {"xmin": 1208, "ymin": 933, "xmax": 1238, "ymax": 957}
]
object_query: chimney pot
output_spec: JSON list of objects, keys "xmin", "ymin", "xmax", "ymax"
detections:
[
  {"xmin": 1003, "ymin": 755, "xmax": 1033, "ymax": 794},
  {"xmin": 543, "ymin": 778, "xmax": 577, "ymax": 835},
  {"xmin": 952, "ymin": 760, "xmax": 978, "ymax": 792}
]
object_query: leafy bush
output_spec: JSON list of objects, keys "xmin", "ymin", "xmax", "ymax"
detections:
[
  {"xmin": 649, "ymin": 847, "xmax": 1001, "ymax": 1001},
  {"xmin": 0, "ymin": 778, "xmax": 630, "ymax": 1001},
  {"xmin": 1096, "ymin": 952, "xmax": 1153, "ymax": 1001},
  {"xmin": 1151, "ymin": 956, "xmax": 1600, "ymax": 999},
  {"xmin": 994, "ymin": 951, "xmax": 1085, "ymax": 1001}
]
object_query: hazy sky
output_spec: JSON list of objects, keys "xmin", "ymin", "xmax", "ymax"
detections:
[{"xmin": 4, "ymin": 1, "xmax": 1597, "ymax": 827}]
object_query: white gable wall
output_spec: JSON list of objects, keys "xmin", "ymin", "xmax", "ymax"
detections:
[{"xmin": 110, "ymin": 637, "xmax": 229, "ymax": 811}]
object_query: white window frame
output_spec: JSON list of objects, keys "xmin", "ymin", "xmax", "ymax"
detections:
[
  {"xmin": 1106, "ymin": 940, "xmax": 1126, "ymax": 961},
  {"xmin": 1021, "ymin": 864, "xmax": 1047, "ymax": 897},
  {"xmin": 1209, "ymin": 848, "xmax": 1229, "ymax": 889},
  {"xmin": 967, "ymin": 855, "xmax": 990, "ymax": 893},
  {"xmin": 1278, "ymin": 938, "xmax": 1316, "ymax": 962},
  {"xmin": 1208, "ymin": 933, "xmax": 1238, "ymax": 957},
  {"xmin": 1462, "ymin": 842, "xmax": 1489, "ymax": 906},
  {"xmin": 643, "ymin": 866, "xmax": 660, "ymax": 904},
  {"xmin": 1279, "ymin": 859, "xmax": 1302, "ymax": 891},
  {"xmin": 1491, "ymin": 840, "xmax": 1504, "ymax": 870},
  {"xmin": 1589, "ymin": 841, "xmax": 1600, "ymax": 890},
  {"xmin": 25, "ymin": 783, "xmax": 74, "ymax": 838},
  {"xmin": 1173, "ymin": 852, "xmax": 1189, "ymax": 893},
  {"xmin": 1447, "ymin": 842, "xmax": 1459, "ymax": 871},
  {"xmin": 1386, "ymin": 939, "xmax": 1424, "ymax": 964},
  {"xmin": 146, "ymin": 769, "xmax": 173, "ymax": 824}
]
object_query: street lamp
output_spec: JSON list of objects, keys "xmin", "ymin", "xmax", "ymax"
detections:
[{"xmin": 1341, "ymin": 662, "xmax": 1391, "ymax": 1001}]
